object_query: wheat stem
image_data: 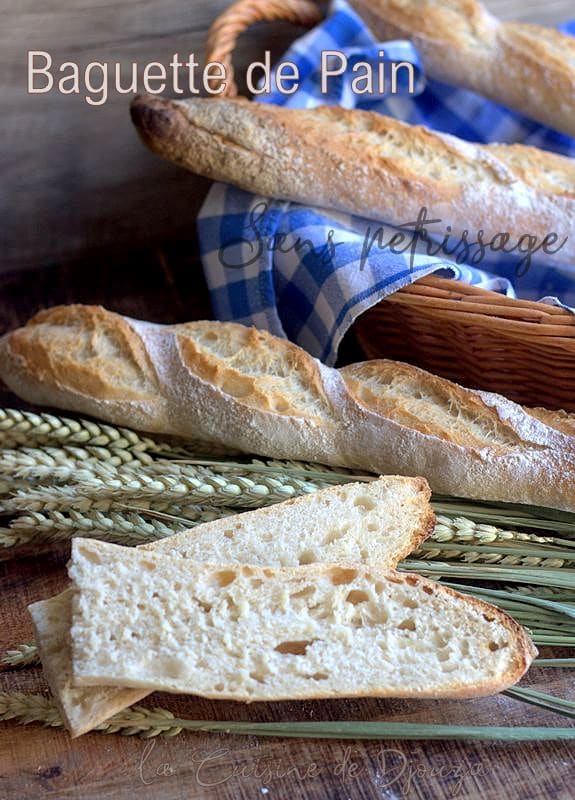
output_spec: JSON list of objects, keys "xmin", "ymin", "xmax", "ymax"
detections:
[
  {"xmin": 401, "ymin": 560, "xmax": 575, "ymax": 589},
  {"xmin": 2, "ymin": 693, "xmax": 575, "ymax": 741}
]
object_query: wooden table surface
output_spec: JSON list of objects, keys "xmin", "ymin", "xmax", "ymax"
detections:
[{"xmin": 1, "ymin": 1, "xmax": 575, "ymax": 799}]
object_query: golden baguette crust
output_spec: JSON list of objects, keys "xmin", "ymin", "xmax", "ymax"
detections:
[
  {"xmin": 525, "ymin": 406, "xmax": 575, "ymax": 437},
  {"xmin": 339, "ymin": 360, "xmax": 523, "ymax": 450},
  {"xmin": 174, "ymin": 320, "xmax": 333, "ymax": 421},
  {"xmin": 347, "ymin": 0, "xmax": 575, "ymax": 137},
  {"xmin": 9, "ymin": 305, "xmax": 160, "ymax": 403},
  {"xmin": 2, "ymin": 306, "xmax": 575, "ymax": 511},
  {"xmin": 130, "ymin": 95, "xmax": 575, "ymax": 265},
  {"xmin": 68, "ymin": 538, "xmax": 537, "ymax": 700}
]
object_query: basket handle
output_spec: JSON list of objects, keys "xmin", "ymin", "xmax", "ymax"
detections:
[{"xmin": 205, "ymin": 0, "xmax": 323, "ymax": 97}]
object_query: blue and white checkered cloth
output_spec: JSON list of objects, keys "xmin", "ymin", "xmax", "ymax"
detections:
[{"xmin": 198, "ymin": 0, "xmax": 575, "ymax": 365}]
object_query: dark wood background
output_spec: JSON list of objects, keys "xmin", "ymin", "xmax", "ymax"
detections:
[{"xmin": 1, "ymin": 2, "xmax": 575, "ymax": 799}]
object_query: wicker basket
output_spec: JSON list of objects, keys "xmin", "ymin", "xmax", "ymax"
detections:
[{"xmin": 206, "ymin": 0, "xmax": 575, "ymax": 410}]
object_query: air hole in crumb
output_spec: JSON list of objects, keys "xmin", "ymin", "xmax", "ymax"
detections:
[
  {"xmin": 262, "ymin": 568, "xmax": 274, "ymax": 578},
  {"xmin": 152, "ymin": 592, "xmax": 159, "ymax": 599},
  {"xmin": 329, "ymin": 567, "xmax": 358, "ymax": 585},
  {"xmin": 197, "ymin": 599, "xmax": 212, "ymax": 613},
  {"xmin": 251, "ymin": 579, "xmax": 263, "ymax": 589},
  {"xmin": 214, "ymin": 683, "xmax": 225, "ymax": 692},
  {"xmin": 298, "ymin": 550, "xmax": 315, "ymax": 565},
  {"xmin": 367, "ymin": 523, "xmax": 378, "ymax": 532},
  {"xmin": 374, "ymin": 581, "xmax": 385, "ymax": 594},
  {"xmin": 422, "ymin": 585, "xmax": 434, "ymax": 595},
  {"xmin": 137, "ymin": 603, "xmax": 145, "ymax": 611},
  {"xmin": 323, "ymin": 528, "xmax": 346, "ymax": 546},
  {"xmin": 488, "ymin": 641, "xmax": 499, "ymax": 651},
  {"xmin": 142, "ymin": 560, "xmax": 156, "ymax": 572},
  {"xmin": 130, "ymin": 632, "xmax": 139, "ymax": 639},
  {"xmin": 290, "ymin": 585, "xmax": 315, "ymax": 600},
  {"xmin": 275, "ymin": 640, "xmax": 315, "ymax": 656},
  {"xmin": 83, "ymin": 549, "xmax": 102, "ymax": 565},
  {"xmin": 214, "ymin": 570, "xmax": 236, "ymax": 588},
  {"xmin": 174, "ymin": 582, "xmax": 182, "ymax": 592},
  {"xmin": 346, "ymin": 590, "xmax": 370, "ymax": 605},
  {"xmin": 311, "ymin": 672, "xmax": 328, "ymax": 680},
  {"xmin": 250, "ymin": 671, "xmax": 266, "ymax": 684},
  {"xmin": 353, "ymin": 496, "xmax": 376, "ymax": 512},
  {"xmin": 223, "ymin": 530, "xmax": 234, "ymax": 539},
  {"xmin": 402, "ymin": 598, "xmax": 420, "ymax": 609},
  {"xmin": 397, "ymin": 618, "xmax": 416, "ymax": 631},
  {"xmin": 404, "ymin": 576, "xmax": 418, "ymax": 587},
  {"xmin": 483, "ymin": 614, "xmax": 495, "ymax": 622}
]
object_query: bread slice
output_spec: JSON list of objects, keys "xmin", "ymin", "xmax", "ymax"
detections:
[
  {"xmin": 69, "ymin": 538, "xmax": 536, "ymax": 700},
  {"xmin": 29, "ymin": 476, "xmax": 434, "ymax": 736},
  {"xmin": 28, "ymin": 591, "xmax": 149, "ymax": 736},
  {"xmin": 139, "ymin": 475, "xmax": 434, "ymax": 567}
]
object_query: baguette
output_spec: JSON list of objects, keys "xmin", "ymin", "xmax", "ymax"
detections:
[
  {"xmin": 29, "ymin": 476, "xmax": 434, "ymax": 736},
  {"xmin": 130, "ymin": 95, "xmax": 575, "ymax": 265},
  {"xmin": 3, "ymin": 306, "xmax": 575, "ymax": 511},
  {"xmin": 347, "ymin": 0, "xmax": 575, "ymax": 138},
  {"xmin": 68, "ymin": 537, "xmax": 536, "ymax": 700}
]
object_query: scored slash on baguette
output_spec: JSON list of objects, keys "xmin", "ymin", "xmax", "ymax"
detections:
[
  {"xmin": 29, "ymin": 476, "xmax": 435, "ymax": 736},
  {"xmin": 130, "ymin": 95, "xmax": 575, "ymax": 265},
  {"xmin": 68, "ymin": 538, "xmax": 536, "ymax": 701},
  {"xmin": 4, "ymin": 307, "xmax": 575, "ymax": 512}
]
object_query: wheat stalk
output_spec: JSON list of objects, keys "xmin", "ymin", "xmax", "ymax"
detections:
[
  {"xmin": 0, "ymin": 527, "xmax": 38, "ymax": 549},
  {"xmin": 432, "ymin": 516, "xmax": 559, "ymax": 545},
  {"xmin": 504, "ymin": 585, "xmax": 575, "ymax": 601},
  {"xmin": 0, "ymin": 693, "xmax": 62, "ymax": 727},
  {"xmin": 7, "ymin": 509, "xmax": 189, "ymax": 546},
  {"xmin": 2, "ymin": 693, "xmax": 575, "ymax": 741},
  {"xmin": 415, "ymin": 542, "xmax": 571, "ymax": 569},
  {"xmin": 0, "ymin": 446, "xmax": 154, "ymax": 470},
  {"xmin": 0, "ymin": 409, "xmax": 246, "ymax": 459},
  {"xmin": 4, "ymin": 462, "xmax": 321, "ymax": 510},
  {"xmin": 0, "ymin": 409, "xmax": 164, "ymax": 451},
  {"xmin": 0, "ymin": 504, "xmax": 238, "ymax": 554},
  {"xmin": 1, "ymin": 642, "xmax": 39, "ymax": 668},
  {"xmin": 402, "ymin": 560, "xmax": 575, "ymax": 589}
]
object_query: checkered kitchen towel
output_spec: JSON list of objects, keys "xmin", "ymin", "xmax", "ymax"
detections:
[{"xmin": 198, "ymin": 0, "xmax": 575, "ymax": 365}]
